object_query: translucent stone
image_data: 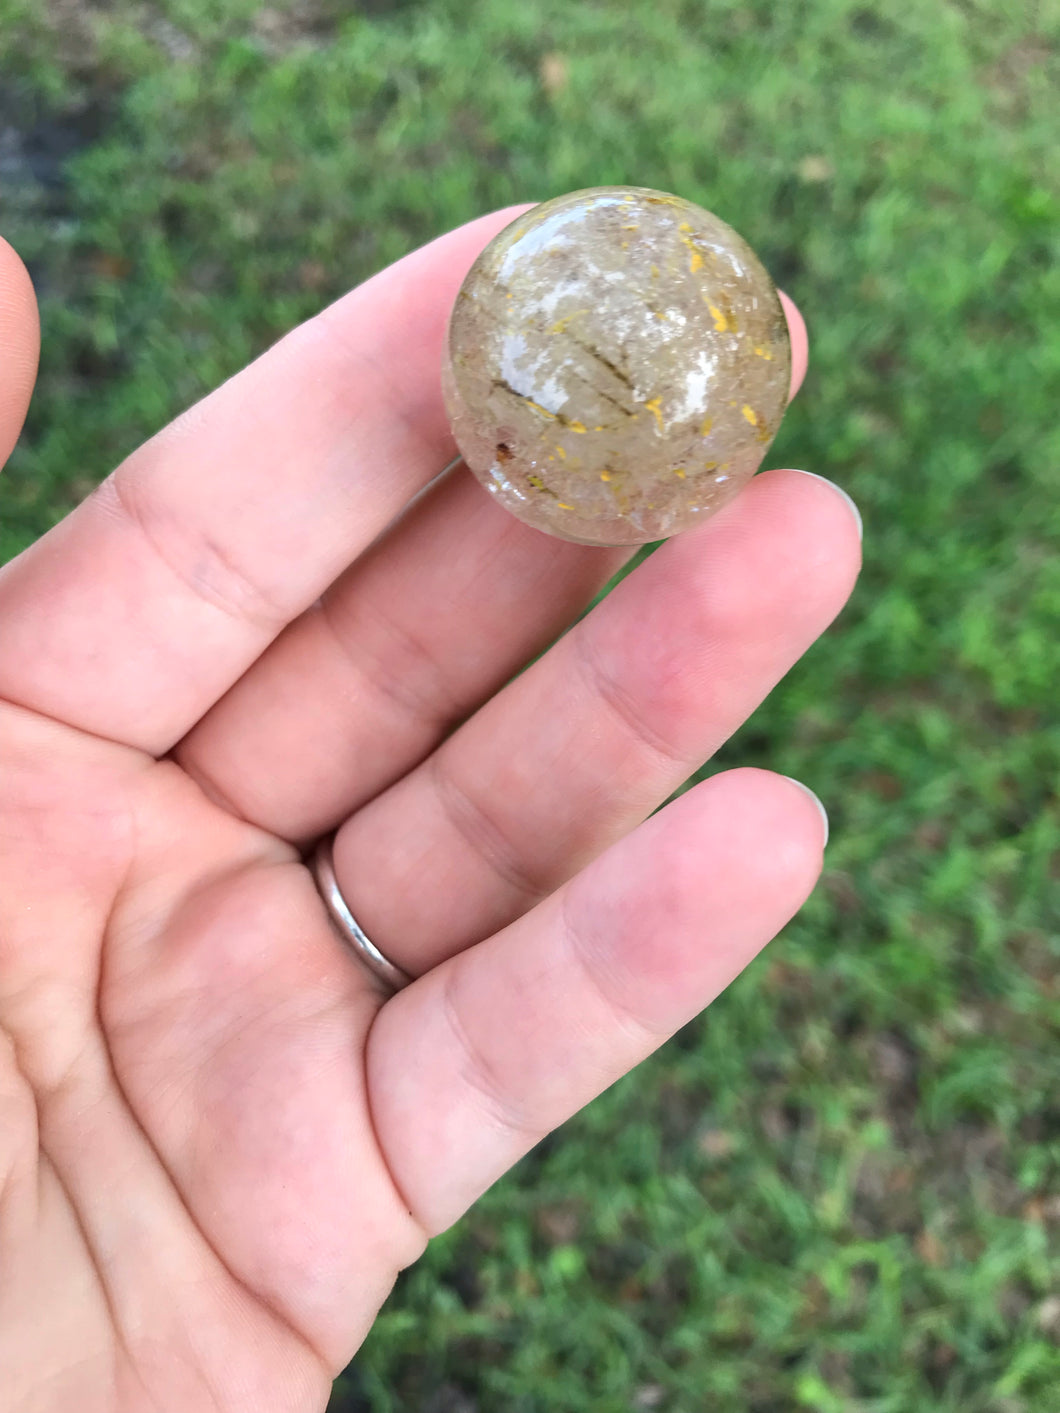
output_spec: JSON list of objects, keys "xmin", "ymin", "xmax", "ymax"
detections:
[{"xmin": 441, "ymin": 186, "xmax": 791, "ymax": 546}]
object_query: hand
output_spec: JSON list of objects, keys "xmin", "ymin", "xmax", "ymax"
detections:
[{"xmin": 0, "ymin": 212, "xmax": 859, "ymax": 1412}]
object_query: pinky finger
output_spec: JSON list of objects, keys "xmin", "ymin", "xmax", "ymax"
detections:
[{"xmin": 366, "ymin": 767, "xmax": 827, "ymax": 1236}]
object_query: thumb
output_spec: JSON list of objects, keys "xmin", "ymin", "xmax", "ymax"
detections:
[{"xmin": 0, "ymin": 236, "xmax": 41, "ymax": 470}]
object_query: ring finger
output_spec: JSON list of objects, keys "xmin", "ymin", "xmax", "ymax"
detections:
[{"xmin": 329, "ymin": 463, "xmax": 861, "ymax": 978}]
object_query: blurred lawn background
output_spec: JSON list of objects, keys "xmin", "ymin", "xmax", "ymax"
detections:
[{"xmin": 1, "ymin": 1, "xmax": 1058, "ymax": 1409}]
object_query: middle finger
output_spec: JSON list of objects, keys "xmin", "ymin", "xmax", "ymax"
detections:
[{"xmin": 176, "ymin": 296, "xmax": 808, "ymax": 838}]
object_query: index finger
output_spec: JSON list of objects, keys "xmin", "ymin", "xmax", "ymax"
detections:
[
  {"xmin": 0, "ymin": 237, "xmax": 41, "ymax": 468},
  {"xmin": 0, "ymin": 207, "xmax": 532, "ymax": 753}
]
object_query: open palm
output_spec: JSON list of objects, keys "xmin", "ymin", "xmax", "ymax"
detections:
[{"xmin": 0, "ymin": 211, "xmax": 859, "ymax": 1412}]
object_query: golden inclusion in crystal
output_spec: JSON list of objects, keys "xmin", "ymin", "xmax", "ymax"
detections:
[{"xmin": 441, "ymin": 186, "xmax": 792, "ymax": 546}]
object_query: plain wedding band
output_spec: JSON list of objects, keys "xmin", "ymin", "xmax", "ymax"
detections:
[{"xmin": 310, "ymin": 835, "xmax": 412, "ymax": 992}]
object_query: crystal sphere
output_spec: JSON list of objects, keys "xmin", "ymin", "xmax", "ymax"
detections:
[{"xmin": 441, "ymin": 186, "xmax": 791, "ymax": 546}]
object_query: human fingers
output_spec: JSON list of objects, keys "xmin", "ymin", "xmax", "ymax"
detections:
[
  {"xmin": 778, "ymin": 290, "xmax": 808, "ymax": 396},
  {"xmin": 323, "ymin": 466, "xmax": 858, "ymax": 977},
  {"xmin": 0, "ymin": 206, "xmax": 533, "ymax": 752},
  {"xmin": 366, "ymin": 767, "xmax": 827, "ymax": 1235},
  {"xmin": 176, "ymin": 298, "xmax": 809, "ymax": 840},
  {"xmin": 0, "ymin": 237, "xmax": 41, "ymax": 468}
]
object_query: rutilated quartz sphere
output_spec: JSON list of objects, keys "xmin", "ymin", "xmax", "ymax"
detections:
[{"xmin": 441, "ymin": 186, "xmax": 791, "ymax": 546}]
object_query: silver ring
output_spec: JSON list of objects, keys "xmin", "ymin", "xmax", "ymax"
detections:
[{"xmin": 311, "ymin": 836, "xmax": 412, "ymax": 992}]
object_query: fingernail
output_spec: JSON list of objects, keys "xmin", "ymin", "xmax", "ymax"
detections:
[
  {"xmin": 790, "ymin": 470, "xmax": 863, "ymax": 541},
  {"xmin": 781, "ymin": 776, "xmax": 830, "ymax": 848}
]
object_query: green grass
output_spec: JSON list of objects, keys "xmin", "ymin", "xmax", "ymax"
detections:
[{"xmin": 2, "ymin": 1, "xmax": 1058, "ymax": 1408}]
